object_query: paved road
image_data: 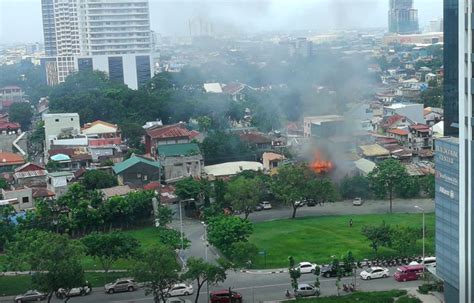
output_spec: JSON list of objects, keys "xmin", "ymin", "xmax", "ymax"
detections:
[
  {"xmin": 0, "ymin": 267, "xmax": 423, "ymax": 303},
  {"xmin": 247, "ymin": 198, "xmax": 434, "ymax": 223}
]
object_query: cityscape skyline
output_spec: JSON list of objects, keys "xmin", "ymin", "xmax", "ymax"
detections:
[{"xmin": 1, "ymin": 0, "xmax": 443, "ymax": 44}]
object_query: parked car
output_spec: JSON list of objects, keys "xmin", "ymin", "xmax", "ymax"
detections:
[
  {"xmin": 352, "ymin": 197, "xmax": 363, "ymax": 206},
  {"xmin": 294, "ymin": 283, "xmax": 320, "ymax": 297},
  {"xmin": 260, "ymin": 201, "xmax": 272, "ymax": 210},
  {"xmin": 56, "ymin": 283, "xmax": 91, "ymax": 298},
  {"xmin": 306, "ymin": 201, "xmax": 316, "ymax": 207},
  {"xmin": 394, "ymin": 265, "xmax": 424, "ymax": 282},
  {"xmin": 295, "ymin": 261, "xmax": 317, "ymax": 274},
  {"xmin": 165, "ymin": 283, "xmax": 194, "ymax": 297},
  {"xmin": 254, "ymin": 204, "xmax": 263, "ymax": 211},
  {"xmin": 410, "ymin": 257, "xmax": 436, "ymax": 268},
  {"xmin": 360, "ymin": 267, "xmax": 390, "ymax": 280},
  {"xmin": 295, "ymin": 200, "xmax": 306, "ymax": 207},
  {"xmin": 166, "ymin": 298, "xmax": 192, "ymax": 303},
  {"xmin": 14, "ymin": 290, "xmax": 47, "ymax": 303},
  {"xmin": 320, "ymin": 265, "xmax": 351, "ymax": 278},
  {"xmin": 104, "ymin": 278, "xmax": 138, "ymax": 294},
  {"xmin": 210, "ymin": 289, "xmax": 242, "ymax": 303}
]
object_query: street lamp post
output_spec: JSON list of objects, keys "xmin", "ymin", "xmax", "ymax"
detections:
[
  {"xmin": 202, "ymin": 221, "xmax": 210, "ymax": 303},
  {"xmin": 414, "ymin": 205, "xmax": 425, "ymax": 277}
]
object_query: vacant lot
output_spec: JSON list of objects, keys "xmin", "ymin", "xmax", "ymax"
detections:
[{"xmin": 249, "ymin": 213, "xmax": 435, "ymax": 268}]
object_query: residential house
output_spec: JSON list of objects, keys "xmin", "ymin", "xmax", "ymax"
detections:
[
  {"xmin": 0, "ymin": 152, "xmax": 25, "ymax": 172},
  {"xmin": 0, "ymin": 121, "xmax": 21, "ymax": 135},
  {"xmin": 49, "ymin": 148, "xmax": 92, "ymax": 171},
  {"xmin": 43, "ymin": 113, "xmax": 80, "ymax": 151},
  {"xmin": 358, "ymin": 144, "xmax": 390, "ymax": 162},
  {"xmin": 0, "ymin": 86, "xmax": 24, "ymax": 102},
  {"xmin": 113, "ymin": 155, "xmax": 161, "ymax": 186},
  {"xmin": 47, "ymin": 171, "xmax": 74, "ymax": 198},
  {"xmin": 303, "ymin": 115, "xmax": 344, "ymax": 137},
  {"xmin": 353, "ymin": 158, "xmax": 376, "ymax": 176},
  {"xmin": 13, "ymin": 162, "xmax": 47, "ymax": 187},
  {"xmin": 383, "ymin": 103, "xmax": 424, "ymax": 124},
  {"xmin": 424, "ymin": 107, "xmax": 443, "ymax": 126},
  {"xmin": 144, "ymin": 123, "xmax": 195, "ymax": 155},
  {"xmin": 425, "ymin": 73, "xmax": 438, "ymax": 83},
  {"xmin": 407, "ymin": 124, "xmax": 433, "ymax": 151},
  {"xmin": 378, "ymin": 115, "xmax": 415, "ymax": 132},
  {"xmin": 262, "ymin": 152, "xmax": 286, "ymax": 171},
  {"xmin": 157, "ymin": 143, "xmax": 203, "ymax": 183},
  {"xmin": 1, "ymin": 186, "xmax": 33, "ymax": 211},
  {"xmin": 387, "ymin": 128, "xmax": 409, "ymax": 144},
  {"xmin": 82, "ymin": 120, "xmax": 123, "ymax": 161},
  {"xmin": 101, "ymin": 185, "xmax": 133, "ymax": 199},
  {"xmin": 239, "ymin": 132, "xmax": 272, "ymax": 150}
]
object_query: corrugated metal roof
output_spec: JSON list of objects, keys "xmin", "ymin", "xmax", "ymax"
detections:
[
  {"xmin": 157, "ymin": 143, "xmax": 201, "ymax": 157},
  {"xmin": 113, "ymin": 155, "xmax": 160, "ymax": 175}
]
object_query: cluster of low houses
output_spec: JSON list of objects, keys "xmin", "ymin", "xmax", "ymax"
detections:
[{"xmin": 0, "ymin": 97, "xmax": 438, "ymax": 213}]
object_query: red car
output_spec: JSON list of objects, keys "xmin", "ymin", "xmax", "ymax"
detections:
[
  {"xmin": 394, "ymin": 265, "xmax": 424, "ymax": 282},
  {"xmin": 210, "ymin": 289, "xmax": 243, "ymax": 303}
]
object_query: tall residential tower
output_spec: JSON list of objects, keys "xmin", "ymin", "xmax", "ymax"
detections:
[
  {"xmin": 40, "ymin": 0, "xmax": 152, "ymax": 89},
  {"xmin": 388, "ymin": 0, "xmax": 419, "ymax": 34}
]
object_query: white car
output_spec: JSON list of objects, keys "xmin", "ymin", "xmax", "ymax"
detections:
[
  {"xmin": 360, "ymin": 267, "xmax": 390, "ymax": 280},
  {"xmin": 410, "ymin": 257, "xmax": 436, "ymax": 268},
  {"xmin": 294, "ymin": 283, "xmax": 320, "ymax": 297},
  {"xmin": 165, "ymin": 284, "xmax": 194, "ymax": 297},
  {"xmin": 260, "ymin": 201, "xmax": 272, "ymax": 210},
  {"xmin": 353, "ymin": 197, "xmax": 363, "ymax": 206},
  {"xmin": 295, "ymin": 262, "xmax": 317, "ymax": 274}
]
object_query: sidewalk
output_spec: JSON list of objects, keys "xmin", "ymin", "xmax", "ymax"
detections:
[{"xmin": 406, "ymin": 287, "xmax": 444, "ymax": 303}]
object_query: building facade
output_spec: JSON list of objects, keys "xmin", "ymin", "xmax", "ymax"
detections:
[
  {"xmin": 43, "ymin": 113, "xmax": 81, "ymax": 152},
  {"xmin": 388, "ymin": 0, "xmax": 419, "ymax": 34},
  {"xmin": 434, "ymin": 138, "xmax": 459, "ymax": 303},
  {"xmin": 458, "ymin": 2, "xmax": 474, "ymax": 302},
  {"xmin": 443, "ymin": 0, "xmax": 459, "ymax": 137},
  {"xmin": 40, "ymin": 0, "xmax": 152, "ymax": 89}
]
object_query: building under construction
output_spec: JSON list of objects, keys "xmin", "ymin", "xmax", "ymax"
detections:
[{"xmin": 388, "ymin": 0, "xmax": 419, "ymax": 34}]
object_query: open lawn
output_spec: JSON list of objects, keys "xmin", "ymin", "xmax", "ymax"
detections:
[
  {"xmin": 292, "ymin": 290, "xmax": 420, "ymax": 303},
  {"xmin": 0, "ymin": 271, "xmax": 126, "ymax": 297},
  {"xmin": 249, "ymin": 213, "xmax": 435, "ymax": 269}
]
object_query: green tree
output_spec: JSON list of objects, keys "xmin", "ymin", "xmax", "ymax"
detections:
[
  {"xmin": 82, "ymin": 232, "xmax": 139, "ymax": 281},
  {"xmin": 175, "ymin": 177, "xmax": 202, "ymax": 201},
  {"xmin": 361, "ymin": 221, "xmax": 392, "ymax": 256},
  {"xmin": 225, "ymin": 176, "xmax": 262, "ymax": 219},
  {"xmin": 156, "ymin": 204, "xmax": 173, "ymax": 227},
  {"xmin": 200, "ymin": 131, "xmax": 256, "ymax": 165},
  {"xmin": 390, "ymin": 226, "xmax": 421, "ymax": 256},
  {"xmin": 9, "ymin": 102, "xmax": 33, "ymax": 130},
  {"xmin": 305, "ymin": 178, "xmax": 337, "ymax": 205},
  {"xmin": 132, "ymin": 245, "xmax": 180, "ymax": 303},
  {"xmin": 0, "ymin": 177, "xmax": 9, "ymax": 190},
  {"xmin": 313, "ymin": 265, "xmax": 321, "ymax": 295},
  {"xmin": 196, "ymin": 116, "xmax": 212, "ymax": 132},
  {"xmin": 396, "ymin": 176, "xmax": 420, "ymax": 198},
  {"xmin": 182, "ymin": 257, "xmax": 228, "ymax": 303},
  {"xmin": 157, "ymin": 227, "xmax": 190, "ymax": 250},
  {"xmin": 0, "ymin": 205, "xmax": 16, "ymax": 252},
  {"xmin": 272, "ymin": 165, "xmax": 310, "ymax": 218},
  {"xmin": 207, "ymin": 215, "xmax": 253, "ymax": 254},
  {"xmin": 45, "ymin": 160, "xmax": 60, "ymax": 172},
  {"xmin": 82, "ymin": 170, "xmax": 118, "ymax": 190},
  {"xmin": 420, "ymin": 175, "xmax": 435, "ymax": 198},
  {"xmin": 368, "ymin": 159, "xmax": 408, "ymax": 213},
  {"xmin": 6, "ymin": 230, "xmax": 85, "ymax": 303},
  {"xmin": 229, "ymin": 242, "xmax": 258, "ymax": 268},
  {"xmin": 339, "ymin": 175, "xmax": 371, "ymax": 199},
  {"xmin": 288, "ymin": 256, "xmax": 301, "ymax": 291},
  {"xmin": 121, "ymin": 122, "xmax": 145, "ymax": 149}
]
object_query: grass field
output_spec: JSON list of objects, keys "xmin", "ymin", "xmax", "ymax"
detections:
[
  {"xmin": 292, "ymin": 290, "xmax": 420, "ymax": 303},
  {"xmin": 0, "ymin": 226, "xmax": 164, "ymax": 272},
  {"xmin": 0, "ymin": 271, "xmax": 126, "ymax": 297},
  {"xmin": 249, "ymin": 213, "xmax": 435, "ymax": 269}
]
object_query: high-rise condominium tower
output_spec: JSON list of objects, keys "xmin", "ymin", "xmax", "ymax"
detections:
[
  {"xmin": 388, "ymin": 0, "xmax": 419, "ymax": 34},
  {"xmin": 40, "ymin": 0, "xmax": 152, "ymax": 89}
]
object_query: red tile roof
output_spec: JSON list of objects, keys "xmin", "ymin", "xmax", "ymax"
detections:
[
  {"xmin": 146, "ymin": 123, "xmax": 193, "ymax": 140},
  {"xmin": 239, "ymin": 132, "xmax": 271, "ymax": 144},
  {"xmin": 0, "ymin": 121, "xmax": 20, "ymax": 130},
  {"xmin": 15, "ymin": 162, "xmax": 45, "ymax": 172},
  {"xmin": 0, "ymin": 152, "xmax": 25, "ymax": 166},
  {"xmin": 387, "ymin": 129, "xmax": 409, "ymax": 136},
  {"xmin": 409, "ymin": 124, "xmax": 430, "ymax": 131},
  {"xmin": 189, "ymin": 130, "xmax": 201, "ymax": 140},
  {"xmin": 381, "ymin": 114, "xmax": 405, "ymax": 128},
  {"xmin": 88, "ymin": 137, "xmax": 122, "ymax": 146}
]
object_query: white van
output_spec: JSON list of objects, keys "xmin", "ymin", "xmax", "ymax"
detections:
[{"xmin": 422, "ymin": 257, "xmax": 436, "ymax": 268}]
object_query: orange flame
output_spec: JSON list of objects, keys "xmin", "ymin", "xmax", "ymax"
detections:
[{"xmin": 310, "ymin": 150, "xmax": 334, "ymax": 174}]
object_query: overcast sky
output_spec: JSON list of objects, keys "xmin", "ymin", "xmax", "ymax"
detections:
[{"xmin": 0, "ymin": 0, "xmax": 442, "ymax": 44}]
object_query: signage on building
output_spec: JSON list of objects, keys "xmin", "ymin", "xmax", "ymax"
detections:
[
  {"xmin": 435, "ymin": 144, "xmax": 458, "ymax": 164},
  {"xmin": 438, "ymin": 185, "xmax": 456, "ymax": 199},
  {"xmin": 435, "ymin": 171, "xmax": 459, "ymax": 186}
]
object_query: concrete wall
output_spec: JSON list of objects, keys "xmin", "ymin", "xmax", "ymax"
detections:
[
  {"xmin": 43, "ymin": 113, "xmax": 80, "ymax": 151},
  {"xmin": 2, "ymin": 187, "xmax": 33, "ymax": 211}
]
